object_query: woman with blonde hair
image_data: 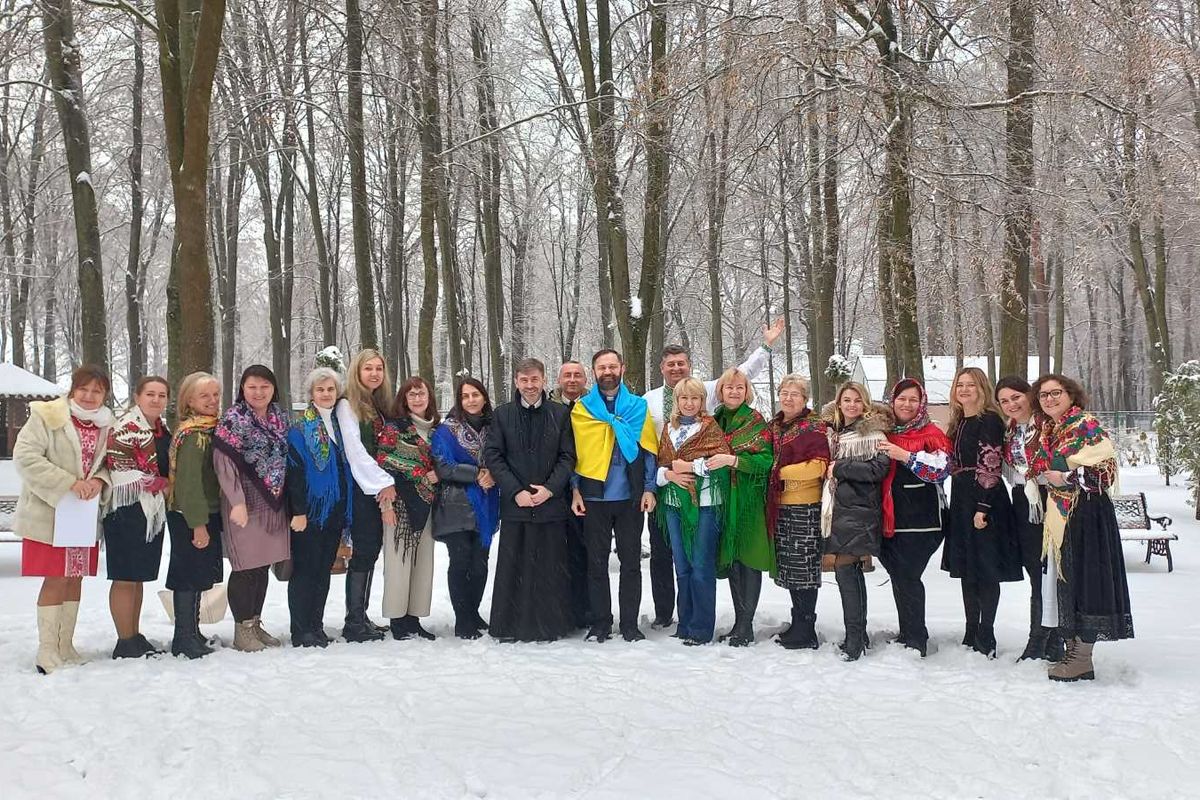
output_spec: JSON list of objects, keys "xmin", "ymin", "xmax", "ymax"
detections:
[
  {"xmin": 821, "ymin": 381, "xmax": 891, "ymax": 661},
  {"xmin": 656, "ymin": 377, "xmax": 733, "ymax": 645},
  {"xmin": 711, "ymin": 368, "xmax": 774, "ymax": 646},
  {"xmin": 165, "ymin": 372, "xmax": 225, "ymax": 659},
  {"xmin": 334, "ymin": 349, "xmax": 399, "ymax": 642},
  {"xmin": 941, "ymin": 367, "xmax": 1021, "ymax": 658},
  {"xmin": 767, "ymin": 375, "xmax": 829, "ymax": 650}
]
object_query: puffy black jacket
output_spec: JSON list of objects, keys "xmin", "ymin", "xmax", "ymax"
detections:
[
  {"xmin": 483, "ymin": 396, "xmax": 576, "ymax": 523},
  {"xmin": 825, "ymin": 410, "xmax": 892, "ymax": 556},
  {"xmin": 431, "ymin": 458, "xmax": 481, "ymax": 539}
]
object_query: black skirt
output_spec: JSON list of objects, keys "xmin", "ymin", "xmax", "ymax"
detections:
[
  {"xmin": 1010, "ymin": 485, "xmax": 1045, "ymax": 574},
  {"xmin": 1056, "ymin": 493, "xmax": 1134, "ymax": 642},
  {"xmin": 774, "ymin": 503, "xmax": 823, "ymax": 590},
  {"xmin": 941, "ymin": 473, "xmax": 1023, "ymax": 583},
  {"xmin": 166, "ymin": 510, "xmax": 225, "ymax": 592},
  {"xmin": 103, "ymin": 504, "xmax": 166, "ymax": 582}
]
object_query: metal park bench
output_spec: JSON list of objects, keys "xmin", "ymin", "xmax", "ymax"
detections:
[{"xmin": 1114, "ymin": 492, "xmax": 1176, "ymax": 572}]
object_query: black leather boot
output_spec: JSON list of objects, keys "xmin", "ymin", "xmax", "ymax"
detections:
[
  {"xmin": 836, "ymin": 565, "xmax": 866, "ymax": 661},
  {"xmin": 342, "ymin": 571, "xmax": 386, "ymax": 642},
  {"xmin": 729, "ymin": 566, "xmax": 761, "ymax": 647},
  {"xmin": 777, "ymin": 588, "xmax": 819, "ymax": 650},
  {"xmin": 171, "ymin": 591, "xmax": 214, "ymax": 659},
  {"xmin": 1018, "ymin": 626, "xmax": 1051, "ymax": 662},
  {"xmin": 720, "ymin": 563, "xmax": 745, "ymax": 644}
]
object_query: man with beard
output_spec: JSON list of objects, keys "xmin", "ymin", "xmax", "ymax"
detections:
[
  {"xmin": 571, "ymin": 350, "xmax": 659, "ymax": 642},
  {"xmin": 549, "ymin": 360, "xmax": 590, "ymax": 629},
  {"xmin": 639, "ymin": 317, "xmax": 786, "ymax": 628},
  {"xmin": 483, "ymin": 358, "xmax": 577, "ymax": 642}
]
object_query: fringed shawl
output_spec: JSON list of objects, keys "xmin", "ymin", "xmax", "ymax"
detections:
[
  {"xmin": 713, "ymin": 403, "xmax": 773, "ymax": 570},
  {"xmin": 376, "ymin": 415, "xmax": 436, "ymax": 555},
  {"xmin": 655, "ymin": 416, "xmax": 731, "ymax": 560},
  {"xmin": 213, "ymin": 401, "xmax": 288, "ymax": 508},
  {"xmin": 106, "ymin": 406, "xmax": 169, "ymax": 542},
  {"xmin": 431, "ymin": 417, "xmax": 500, "ymax": 549},
  {"xmin": 767, "ymin": 409, "xmax": 828, "ymax": 538},
  {"xmin": 168, "ymin": 415, "xmax": 218, "ymax": 507},
  {"xmin": 1028, "ymin": 407, "xmax": 1119, "ymax": 575},
  {"xmin": 820, "ymin": 405, "xmax": 891, "ymax": 538},
  {"xmin": 288, "ymin": 403, "xmax": 354, "ymax": 531}
]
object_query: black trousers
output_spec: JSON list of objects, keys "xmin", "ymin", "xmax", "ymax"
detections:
[
  {"xmin": 564, "ymin": 513, "xmax": 590, "ymax": 627},
  {"xmin": 1012, "ymin": 486, "xmax": 1046, "ymax": 633},
  {"xmin": 582, "ymin": 499, "xmax": 643, "ymax": 630},
  {"xmin": 879, "ymin": 530, "xmax": 944, "ymax": 645},
  {"xmin": 348, "ymin": 486, "xmax": 383, "ymax": 573},
  {"xmin": 288, "ymin": 512, "xmax": 344, "ymax": 635},
  {"xmin": 443, "ymin": 530, "xmax": 489, "ymax": 624},
  {"xmin": 649, "ymin": 514, "xmax": 675, "ymax": 622}
]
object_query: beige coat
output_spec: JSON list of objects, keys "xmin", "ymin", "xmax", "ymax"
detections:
[{"xmin": 12, "ymin": 396, "xmax": 111, "ymax": 545}]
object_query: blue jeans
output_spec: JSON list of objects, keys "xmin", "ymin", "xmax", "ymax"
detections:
[{"xmin": 664, "ymin": 505, "xmax": 721, "ymax": 642}]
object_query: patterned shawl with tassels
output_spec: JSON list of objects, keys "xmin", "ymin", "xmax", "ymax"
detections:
[
  {"xmin": 655, "ymin": 415, "xmax": 732, "ymax": 560},
  {"xmin": 106, "ymin": 406, "xmax": 169, "ymax": 542},
  {"xmin": 430, "ymin": 416, "xmax": 500, "ymax": 549},
  {"xmin": 168, "ymin": 415, "xmax": 218, "ymax": 507},
  {"xmin": 213, "ymin": 401, "xmax": 289, "ymax": 508},
  {"xmin": 767, "ymin": 408, "xmax": 829, "ymax": 538},
  {"xmin": 287, "ymin": 403, "xmax": 355, "ymax": 531},
  {"xmin": 1027, "ymin": 406, "xmax": 1119, "ymax": 575},
  {"xmin": 713, "ymin": 403, "xmax": 774, "ymax": 572},
  {"xmin": 375, "ymin": 415, "xmax": 436, "ymax": 557},
  {"xmin": 883, "ymin": 381, "xmax": 950, "ymax": 537}
]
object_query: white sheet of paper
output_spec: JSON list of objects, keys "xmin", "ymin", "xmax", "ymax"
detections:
[{"xmin": 53, "ymin": 493, "xmax": 101, "ymax": 547}]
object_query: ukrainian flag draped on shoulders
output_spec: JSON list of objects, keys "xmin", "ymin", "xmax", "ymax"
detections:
[{"xmin": 571, "ymin": 382, "xmax": 659, "ymax": 482}]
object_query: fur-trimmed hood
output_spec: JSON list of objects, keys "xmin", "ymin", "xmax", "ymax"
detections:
[{"xmin": 820, "ymin": 401, "xmax": 895, "ymax": 435}]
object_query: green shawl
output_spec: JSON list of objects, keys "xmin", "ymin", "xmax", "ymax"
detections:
[
  {"xmin": 655, "ymin": 415, "xmax": 731, "ymax": 561},
  {"xmin": 713, "ymin": 403, "xmax": 775, "ymax": 575}
]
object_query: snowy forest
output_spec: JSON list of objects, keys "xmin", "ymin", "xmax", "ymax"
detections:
[{"xmin": 1, "ymin": 0, "xmax": 1198, "ymax": 409}]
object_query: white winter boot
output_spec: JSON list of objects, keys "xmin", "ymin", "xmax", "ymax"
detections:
[
  {"xmin": 58, "ymin": 600, "xmax": 85, "ymax": 665},
  {"xmin": 36, "ymin": 605, "xmax": 64, "ymax": 675}
]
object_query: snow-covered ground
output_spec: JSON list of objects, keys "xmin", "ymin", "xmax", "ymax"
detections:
[{"xmin": 0, "ymin": 466, "xmax": 1196, "ymax": 799}]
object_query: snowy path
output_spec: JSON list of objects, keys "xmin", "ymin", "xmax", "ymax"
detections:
[{"xmin": 1, "ymin": 467, "xmax": 1197, "ymax": 798}]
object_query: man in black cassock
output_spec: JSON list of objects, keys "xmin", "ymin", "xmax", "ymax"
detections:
[{"xmin": 484, "ymin": 357, "xmax": 577, "ymax": 642}]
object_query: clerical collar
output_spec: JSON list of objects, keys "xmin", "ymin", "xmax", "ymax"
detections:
[{"xmin": 521, "ymin": 394, "xmax": 543, "ymax": 409}]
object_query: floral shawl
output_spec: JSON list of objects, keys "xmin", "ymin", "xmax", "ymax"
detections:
[
  {"xmin": 375, "ymin": 415, "xmax": 436, "ymax": 556},
  {"xmin": 213, "ymin": 401, "xmax": 289, "ymax": 508},
  {"xmin": 713, "ymin": 402, "xmax": 773, "ymax": 567},
  {"xmin": 106, "ymin": 406, "xmax": 169, "ymax": 542},
  {"xmin": 1027, "ymin": 406, "xmax": 1119, "ymax": 573},
  {"xmin": 767, "ymin": 409, "xmax": 829, "ymax": 537},
  {"xmin": 655, "ymin": 415, "xmax": 732, "ymax": 560},
  {"xmin": 287, "ymin": 403, "xmax": 354, "ymax": 531},
  {"xmin": 431, "ymin": 416, "xmax": 500, "ymax": 549}
]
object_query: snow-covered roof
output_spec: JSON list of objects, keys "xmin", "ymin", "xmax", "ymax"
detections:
[
  {"xmin": 0, "ymin": 362, "xmax": 62, "ymax": 400},
  {"xmin": 851, "ymin": 355, "xmax": 1053, "ymax": 405}
]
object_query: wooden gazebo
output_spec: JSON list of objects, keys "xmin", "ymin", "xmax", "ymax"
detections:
[{"xmin": 0, "ymin": 362, "xmax": 61, "ymax": 459}]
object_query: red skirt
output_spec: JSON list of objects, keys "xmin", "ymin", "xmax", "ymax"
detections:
[{"xmin": 21, "ymin": 538, "xmax": 99, "ymax": 578}]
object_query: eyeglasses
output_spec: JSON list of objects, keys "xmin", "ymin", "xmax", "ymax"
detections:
[
  {"xmin": 1038, "ymin": 389, "xmax": 1065, "ymax": 401},
  {"xmin": 779, "ymin": 391, "xmax": 806, "ymax": 400}
]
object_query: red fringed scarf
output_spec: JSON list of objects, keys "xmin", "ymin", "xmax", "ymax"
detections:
[
  {"xmin": 767, "ymin": 408, "xmax": 829, "ymax": 538},
  {"xmin": 882, "ymin": 380, "xmax": 951, "ymax": 537}
]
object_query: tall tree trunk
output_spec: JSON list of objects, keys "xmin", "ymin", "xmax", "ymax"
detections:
[
  {"xmin": 42, "ymin": 0, "xmax": 108, "ymax": 370},
  {"xmin": 346, "ymin": 0, "xmax": 377, "ymax": 348},
  {"xmin": 10, "ymin": 90, "xmax": 47, "ymax": 371},
  {"xmin": 156, "ymin": 0, "xmax": 225, "ymax": 386},
  {"xmin": 126, "ymin": 20, "xmax": 147, "ymax": 388},
  {"xmin": 998, "ymin": 0, "xmax": 1035, "ymax": 379},
  {"xmin": 298, "ymin": 18, "xmax": 335, "ymax": 347}
]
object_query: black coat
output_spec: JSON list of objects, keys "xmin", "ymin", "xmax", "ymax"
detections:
[
  {"xmin": 483, "ymin": 396, "xmax": 576, "ymax": 523},
  {"xmin": 825, "ymin": 411, "xmax": 892, "ymax": 557}
]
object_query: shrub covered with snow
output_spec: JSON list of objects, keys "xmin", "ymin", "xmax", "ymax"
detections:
[
  {"xmin": 315, "ymin": 346, "xmax": 346, "ymax": 374},
  {"xmin": 825, "ymin": 354, "xmax": 852, "ymax": 385},
  {"xmin": 1154, "ymin": 360, "xmax": 1200, "ymax": 513}
]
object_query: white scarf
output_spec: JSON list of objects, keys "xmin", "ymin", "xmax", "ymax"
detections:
[{"xmin": 70, "ymin": 398, "xmax": 115, "ymax": 428}]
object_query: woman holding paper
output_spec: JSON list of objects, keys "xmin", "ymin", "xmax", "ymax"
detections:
[{"xmin": 13, "ymin": 365, "xmax": 115, "ymax": 675}]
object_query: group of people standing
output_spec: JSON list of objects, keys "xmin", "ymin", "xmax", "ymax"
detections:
[{"xmin": 12, "ymin": 323, "xmax": 1134, "ymax": 683}]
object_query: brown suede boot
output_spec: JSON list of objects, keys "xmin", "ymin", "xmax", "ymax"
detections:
[
  {"xmin": 233, "ymin": 621, "xmax": 267, "ymax": 652},
  {"xmin": 252, "ymin": 617, "xmax": 281, "ymax": 648},
  {"xmin": 1048, "ymin": 637, "xmax": 1095, "ymax": 682}
]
